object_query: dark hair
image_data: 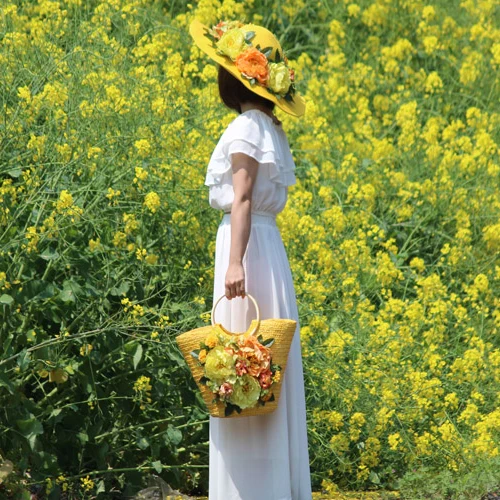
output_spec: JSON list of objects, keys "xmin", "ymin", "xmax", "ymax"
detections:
[{"xmin": 217, "ymin": 65, "xmax": 275, "ymax": 114}]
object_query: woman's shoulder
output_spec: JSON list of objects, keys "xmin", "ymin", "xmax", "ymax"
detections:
[{"xmin": 222, "ymin": 109, "xmax": 287, "ymax": 145}]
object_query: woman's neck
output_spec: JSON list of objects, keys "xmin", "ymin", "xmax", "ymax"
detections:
[{"xmin": 240, "ymin": 102, "xmax": 282, "ymax": 126}]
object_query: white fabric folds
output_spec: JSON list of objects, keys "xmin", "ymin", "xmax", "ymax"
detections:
[{"xmin": 205, "ymin": 109, "xmax": 297, "ymax": 187}]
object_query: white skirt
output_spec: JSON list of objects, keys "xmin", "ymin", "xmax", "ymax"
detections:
[{"xmin": 209, "ymin": 211, "xmax": 312, "ymax": 500}]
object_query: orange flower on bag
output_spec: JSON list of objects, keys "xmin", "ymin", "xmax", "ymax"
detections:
[
  {"xmin": 258, "ymin": 368, "xmax": 273, "ymax": 389},
  {"xmin": 235, "ymin": 47, "xmax": 269, "ymax": 85},
  {"xmin": 238, "ymin": 334, "xmax": 271, "ymax": 377}
]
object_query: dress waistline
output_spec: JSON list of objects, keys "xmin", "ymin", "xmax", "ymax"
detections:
[
  {"xmin": 221, "ymin": 209, "xmax": 277, "ymax": 226},
  {"xmin": 223, "ymin": 209, "xmax": 276, "ymax": 218}
]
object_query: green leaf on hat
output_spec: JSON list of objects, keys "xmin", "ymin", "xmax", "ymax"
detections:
[
  {"xmin": 275, "ymin": 50, "xmax": 281, "ymax": 63},
  {"xmin": 244, "ymin": 30, "xmax": 255, "ymax": 42},
  {"xmin": 261, "ymin": 46, "xmax": 273, "ymax": 58}
]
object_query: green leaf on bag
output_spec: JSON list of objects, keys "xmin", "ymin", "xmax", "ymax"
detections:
[
  {"xmin": 190, "ymin": 349, "xmax": 200, "ymax": 359},
  {"xmin": 269, "ymin": 393, "xmax": 275, "ymax": 402},
  {"xmin": 257, "ymin": 334, "xmax": 264, "ymax": 343},
  {"xmin": 199, "ymin": 375, "xmax": 209, "ymax": 385},
  {"xmin": 261, "ymin": 337, "xmax": 275, "ymax": 347}
]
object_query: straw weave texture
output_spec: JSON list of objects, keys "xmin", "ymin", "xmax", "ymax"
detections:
[{"xmin": 176, "ymin": 318, "xmax": 297, "ymax": 418}]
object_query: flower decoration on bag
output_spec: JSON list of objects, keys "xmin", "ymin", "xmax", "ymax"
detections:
[
  {"xmin": 204, "ymin": 20, "xmax": 297, "ymax": 103},
  {"xmin": 190, "ymin": 327, "xmax": 282, "ymax": 416}
]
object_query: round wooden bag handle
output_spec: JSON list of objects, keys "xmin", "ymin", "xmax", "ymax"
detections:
[{"xmin": 211, "ymin": 293, "xmax": 261, "ymax": 336}]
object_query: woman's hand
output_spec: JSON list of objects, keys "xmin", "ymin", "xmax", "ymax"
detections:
[{"xmin": 225, "ymin": 262, "xmax": 246, "ymax": 300}]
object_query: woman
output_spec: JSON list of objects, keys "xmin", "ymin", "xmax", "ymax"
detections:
[{"xmin": 189, "ymin": 19, "xmax": 312, "ymax": 500}]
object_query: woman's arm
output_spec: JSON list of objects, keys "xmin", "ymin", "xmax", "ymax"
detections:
[{"xmin": 225, "ymin": 152, "xmax": 259, "ymax": 300}]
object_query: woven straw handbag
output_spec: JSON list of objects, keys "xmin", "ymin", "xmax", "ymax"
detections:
[{"xmin": 176, "ymin": 293, "xmax": 297, "ymax": 418}]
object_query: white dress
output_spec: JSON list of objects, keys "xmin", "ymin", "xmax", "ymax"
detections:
[{"xmin": 206, "ymin": 109, "xmax": 312, "ymax": 500}]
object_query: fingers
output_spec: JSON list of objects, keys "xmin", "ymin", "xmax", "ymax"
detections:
[{"xmin": 225, "ymin": 282, "xmax": 246, "ymax": 300}]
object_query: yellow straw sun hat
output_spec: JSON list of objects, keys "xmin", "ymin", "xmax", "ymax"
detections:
[{"xmin": 189, "ymin": 19, "xmax": 306, "ymax": 117}]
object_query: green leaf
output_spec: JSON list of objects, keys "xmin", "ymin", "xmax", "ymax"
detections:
[
  {"xmin": 369, "ymin": 470, "xmax": 380, "ymax": 484},
  {"xmin": 16, "ymin": 416, "xmax": 43, "ymax": 448},
  {"xmin": 58, "ymin": 288, "xmax": 76, "ymax": 303},
  {"xmin": 244, "ymin": 30, "xmax": 255, "ymax": 42},
  {"xmin": 199, "ymin": 375, "xmax": 209, "ymax": 385},
  {"xmin": 77, "ymin": 431, "xmax": 89, "ymax": 444},
  {"xmin": 17, "ymin": 348, "xmax": 31, "ymax": 372},
  {"xmin": 261, "ymin": 337, "xmax": 275, "ymax": 347},
  {"xmin": 7, "ymin": 167, "xmax": 22, "ymax": 178},
  {"xmin": 40, "ymin": 247, "xmax": 59, "ymax": 261},
  {"xmin": 109, "ymin": 280, "xmax": 130, "ymax": 297},
  {"xmin": 275, "ymin": 50, "xmax": 281, "ymax": 63},
  {"xmin": 166, "ymin": 424, "xmax": 182, "ymax": 445},
  {"xmin": 96, "ymin": 480, "xmax": 106, "ymax": 494},
  {"xmin": 261, "ymin": 46, "xmax": 273, "ymax": 58},
  {"xmin": 136, "ymin": 436, "xmax": 149, "ymax": 450},
  {"xmin": 133, "ymin": 343, "xmax": 143, "ymax": 370},
  {"xmin": 0, "ymin": 294, "xmax": 13, "ymax": 305},
  {"xmin": 152, "ymin": 460, "xmax": 163, "ymax": 473},
  {"xmin": 190, "ymin": 349, "xmax": 200, "ymax": 359}
]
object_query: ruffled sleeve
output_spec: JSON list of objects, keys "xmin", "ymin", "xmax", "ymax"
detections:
[{"xmin": 204, "ymin": 111, "xmax": 296, "ymax": 187}]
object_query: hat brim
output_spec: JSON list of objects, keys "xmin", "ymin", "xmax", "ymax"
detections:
[{"xmin": 189, "ymin": 19, "xmax": 306, "ymax": 118}]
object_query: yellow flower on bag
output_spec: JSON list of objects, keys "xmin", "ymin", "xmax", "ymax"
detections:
[
  {"xmin": 205, "ymin": 332, "xmax": 219, "ymax": 348},
  {"xmin": 198, "ymin": 349, "xmax": 207, "ymax": 364},
  {"xmin": 268, "ymin": 61, "xmax": 291, "ymax": 95},
  {"xmin": 216, "ymin": 28, "xmax": 247, "ymax": 60},
  {"xmin": 204, "ymin": 345, "xmax": 237, "ymax": 385},
  {"xmin": 229, "ymin": 374, "xmax": 262, "ymax": 409}
]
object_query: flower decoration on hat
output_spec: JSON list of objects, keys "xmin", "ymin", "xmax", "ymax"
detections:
[{"xmin": 205, "ymin": 20, "xmax": 297, "ymax": 103}]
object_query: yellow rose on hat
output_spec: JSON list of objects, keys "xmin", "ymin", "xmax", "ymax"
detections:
[
  {"xmin": 216, "ymin": 28, "xmax": 247, "ymax": 60},
  {"xmin": 268, "ymin": 62, "xmax": 291, "ymax": 96}
]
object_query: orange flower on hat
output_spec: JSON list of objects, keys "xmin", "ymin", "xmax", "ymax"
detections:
[{"xmin": 235, "ymin": 47, "xmax": 269, "ymax": 86}]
